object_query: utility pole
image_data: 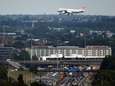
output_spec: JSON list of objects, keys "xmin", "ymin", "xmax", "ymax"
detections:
[
  {"xmin": 2, "ymin": 25, "xmax": 6, "ymax": 47},
  {"xmin": 30, "ymin": 24, "xmax": 33, "ymax": 84},
  {"xmin": 56, "ymin": 46, "xmax": 59, "ymax": 71},
  {"xmin": 101, "ymin": 76, "xmax": 103, "ymax": 86},
  {"xmin": 30, "ymin": 34, "xmax": 33, "ymax": 61},
  {"xmin": 84, "ymin": 33, "xmax": 87, "ymax": 61}
]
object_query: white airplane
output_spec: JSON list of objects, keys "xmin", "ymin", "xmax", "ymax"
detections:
[{"xmin": 57, "ymin": 7, "xmax": 86, "ymax": 15}]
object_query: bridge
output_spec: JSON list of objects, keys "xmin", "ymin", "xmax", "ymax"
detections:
[
  {"xmin": 17, "ymin": 59, "xmax": 103, "ymax": 65},
  {"xmin": 35, "ymin": 68, "xmax": 99, "ymax": 72}
]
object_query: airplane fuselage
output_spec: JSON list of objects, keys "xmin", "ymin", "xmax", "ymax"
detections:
[{"xmin": 58, "ymin": 8, "xmax": 85, "ymax": 15}]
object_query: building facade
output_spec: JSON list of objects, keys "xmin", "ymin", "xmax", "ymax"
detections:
[
  {"xmin": 0, "ymin": 47, "xmax": 14, "ymax": 60},
  {"xmin": 26, "ymin": 46, "xmax": 111, "ymax": 60}
]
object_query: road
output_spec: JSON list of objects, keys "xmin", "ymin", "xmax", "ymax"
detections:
[{"xmin": 17, "ymin": 59, "xmax": 103, "ymax": 65}]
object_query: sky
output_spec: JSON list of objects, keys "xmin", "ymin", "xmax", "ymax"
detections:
[{"xmin": 0, "ymin": 0, "xmax": 115, "ymax": 16}]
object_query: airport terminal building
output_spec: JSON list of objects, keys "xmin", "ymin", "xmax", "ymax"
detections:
[{"xmin": 26, "ymin": 46, "xmax": 111, "ymax": 60}]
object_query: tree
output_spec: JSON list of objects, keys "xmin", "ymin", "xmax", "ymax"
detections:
[
  {"xmin": 92, "ymin": 70, "xmax": 115, "ymax": 86},
  {"xmin": 92, "ymin": 55, "xmax": 115, "ymax": 86},
  {"xmin": 0, "ymin": 64, "xmax": 8, "ymax": 80},
  {"xmin": 0, "ymin": 64, "xmax": 12, "ymax": 86},
  {"xmin": 31, "ymin": 81, "xmax": 47, "ymax": 86},
  {"xmin": 13, "ymin": 50, "xmax": 30, "ymax": 61},
  {"xmin": 13, "ymin": 41, "xmax": 25, "ymax": 49},
  {"xmin": 101, "ymin": 55, "xmax": 115, "ymax": 70},
  {"xmin": 17, "ymin": 74, "xmax": 27, "ymax": 86},
  {"xmin": 32, "ymin": 55, "xmax": 38, "ymax": 60}
]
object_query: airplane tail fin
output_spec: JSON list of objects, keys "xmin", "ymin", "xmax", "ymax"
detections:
[{"xmin": 81, "ymin": 6, "xmax": 87, "ymax": 10}]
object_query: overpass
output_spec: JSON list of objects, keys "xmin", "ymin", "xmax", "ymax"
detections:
[
  {"xmin": 17, "ymin": 59, "xmax": 103, "ymax": 65},
  {"xmin": 35, "ymin": 68, "xmax": 99, "ymax": 72}
]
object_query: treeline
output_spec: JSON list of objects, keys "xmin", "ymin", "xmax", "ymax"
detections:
[
  {"xmin": 0, "ymin": 64, "xmax": 47, "ymax": 86},
  {"xmin": 0, "ymin": 15, "xmax": 115, "ymax": 32},
  {"xmin": 92, "ymin": 55, "xmax": 115, "ymax": 86}
]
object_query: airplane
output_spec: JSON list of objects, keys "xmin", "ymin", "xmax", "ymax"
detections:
[{"xmin": 57, "ymin": 7, "xmax": 86, "ymax": 15}]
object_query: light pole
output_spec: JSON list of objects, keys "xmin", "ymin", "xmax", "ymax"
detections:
[
  {"xmin": 30, "ymin": 33, "xmax": 33, "ymax": 61},
  {"xmin": 56, "ymin": 46, "xmax": 59, "ymax": 71},
  {"xmin": 54, "ymin": 44, "xmax": 59, "ymax": 72},
  {"xmin": 29, "ymin": 33, "xmax": 33, "ymax": 84},
  {"xmin": 2, "ymin": 25, "xmax": 6, "ymax": 47},
  {"xmin": 84, "ymin": 33, "xmax": 87, "ymax": 62}
]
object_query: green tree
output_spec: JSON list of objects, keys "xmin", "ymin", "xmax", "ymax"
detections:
[
  {"xmin": 93, "ymin": 55, "xmax": 115, "ymax": 86},
  {"xmin": 0, "ymin": 64, "xmax": 12, "ymax": 86},
  {"xmin": 0, "ymin": 64, "xmax": 8, "ymax": 80},
  {"xmin": 101, "ymin": 55, "xmax": 115, "ymax": 70},
  {"xmin": 13, "ymin": 41, "xmax": 25, "ymax": 49},
  {"xmin": 14, "ymin": 50, "xmax": 30, "ymax": 61},
  {"xmin": 31, "ymin": 81, "xmax": 47, "ymax": 86},
  {"xmin": 17, "ymin": 74, "xmax": 27, "ymax": 86}
]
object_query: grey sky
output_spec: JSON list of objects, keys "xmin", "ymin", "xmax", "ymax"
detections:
[{"xmin": 0, "ymin": 0, "xmax": 115, "ymax": 15}]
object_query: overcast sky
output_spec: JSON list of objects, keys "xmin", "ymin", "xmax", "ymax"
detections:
[{"xmin": 0, "ymin": 0, "xmax": 115, "ymax": 16}]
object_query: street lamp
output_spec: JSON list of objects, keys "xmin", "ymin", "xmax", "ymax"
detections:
[
  {"xmin": 53, "ymin": 44, "xmax": 59, "ymax": 71},
  {"xmin": 56, "ymin": 46, "xmax": 59, "ymax": 71}
]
